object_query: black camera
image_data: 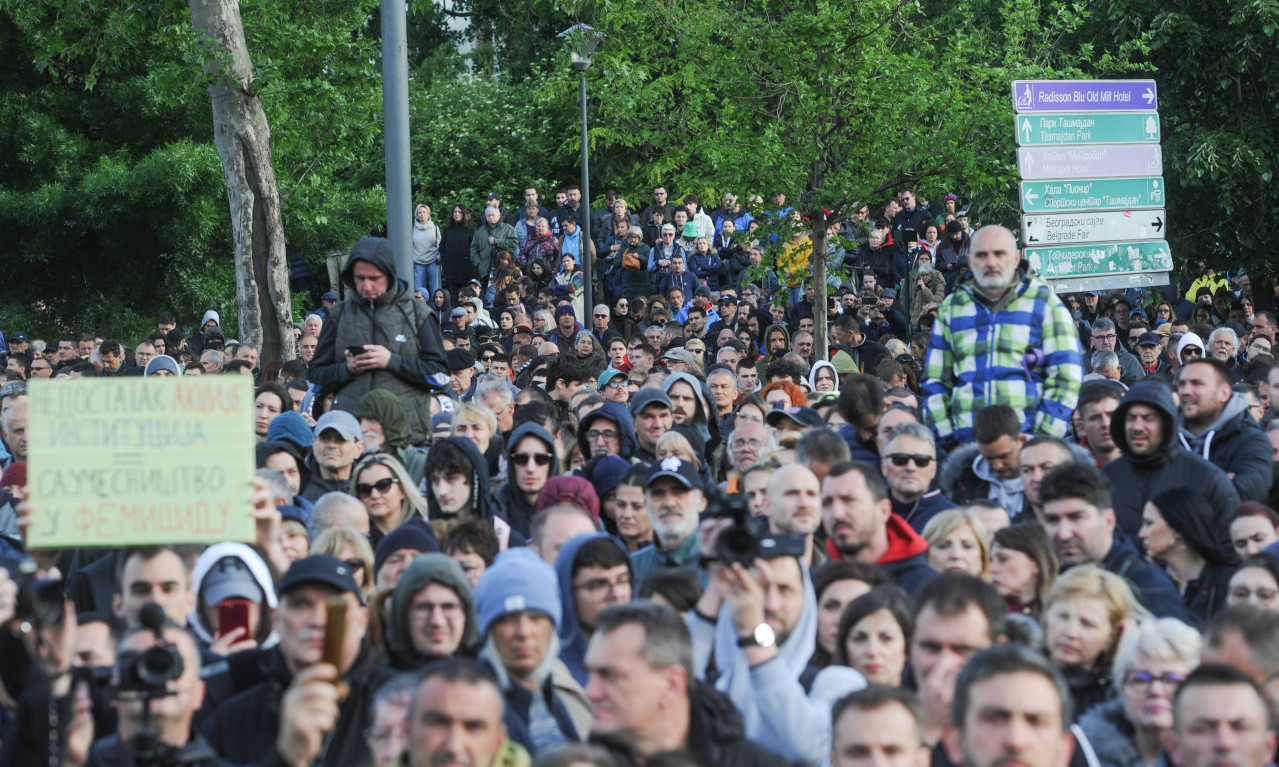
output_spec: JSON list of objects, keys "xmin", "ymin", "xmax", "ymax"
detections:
[
  {"xmin": 115, "ymin": 602, "xmax": 184, "ymax": 697},
  {"xmin": 706, "ymin": 490, "xmax": 806, "ymax": 567}
]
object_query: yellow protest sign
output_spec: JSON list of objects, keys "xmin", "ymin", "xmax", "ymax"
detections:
[{"xmin": 26, "ymin": 376, "xmax": 256, "ymax": 548}]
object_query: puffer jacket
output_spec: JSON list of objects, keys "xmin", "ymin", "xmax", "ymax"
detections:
[
  {"xmin": 1102, "ymin": 381, "xmax": 1240, "ymax": 559},
  {"xmin": 1177, "ymin": 391, "xmax": 1273, "ymax": 503},
  {"xmin": 1073, "ymin": 697, "xmax": 1168, "ymax": 767},
  {"xmin": 309, "ymin": 237, "xmax": 450, "ymax": 445}
]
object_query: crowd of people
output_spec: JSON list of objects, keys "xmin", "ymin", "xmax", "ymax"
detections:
[{"xmin": 1, "ymin": 183, "xmax": 1278, "ymax": 767}]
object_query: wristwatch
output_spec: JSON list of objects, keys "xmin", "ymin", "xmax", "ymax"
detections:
[{"xmin": 737, "ymin": 622, "xmax": 776, "ymax": 648}]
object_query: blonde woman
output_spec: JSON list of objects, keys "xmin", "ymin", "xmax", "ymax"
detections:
[
  {"xmin": 452, "ymin": 401, "xmax": 505, "ymax": 493},
  {"xmin": 922, "ymin": 509, "xmax": 990, "ymax": 578},
  {"xmin": 412, "ymin": 203, "xmax": 441, "ymax": 296},
  {"xmin": 351, "ymin": 454, "xmax": 429, "ymax": 548},
  {"xmin": 312, "ymin": 526, "xmax": 376, "ymax": 604},
  {"xmin": 1042, "ymin": 565, "xmax": 1151, "ymax": 719},
  {"xmin": 656, "ymin": 430, "xmax": 701, "ymax": 469}
]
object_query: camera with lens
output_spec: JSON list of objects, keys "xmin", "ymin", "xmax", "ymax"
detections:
[
  {"xmin": 2, "ymin": 554, "xmax": 68, "ymax": 628},
  {"xmin": 705, "ymin": 489, "xmax": 806, "ymax": 568},
  {"xmin": 115, "ymin": 602, "xmax": 184, "ymax": 697},
  {"xmin": 116, "ymin": 644, "xmax": 184, "ymax": 695}
]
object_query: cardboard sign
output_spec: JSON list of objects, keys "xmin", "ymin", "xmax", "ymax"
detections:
[{"xmin": 26, "ymin": 377, "xmax": 256, "ymax": 548}]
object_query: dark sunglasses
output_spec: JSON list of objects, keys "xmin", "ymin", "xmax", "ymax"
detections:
[
  {"xmin": 481, "ymin": 354, "xmax": 497, "ymax": 362},
  {"xmin": 511, "ymin": 452, "xmax": 554, "ymax": 467},
  {"xmin": 343, "ymin": 558, "xmax": 367, "ymax": 575},
  {"xmin": 1182, "ymin": 347, "xmax": 1203, "ymax": 358},
  {"xmin": 356, "ymin": 477, "xmax": 400, "ymax": 498},
  {"xmin": 886, "ymin": 453, "xmax": 934, "ymax": 468}
]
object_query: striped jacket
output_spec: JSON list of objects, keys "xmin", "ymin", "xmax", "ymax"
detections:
[{"xmin": 922, "ymin": 271, "xmax": 1084, "ymax": 448}]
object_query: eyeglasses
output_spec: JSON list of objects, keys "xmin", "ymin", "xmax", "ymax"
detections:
[
  {"xmin": 343, "ymin": 558, "xmax": 367, "ymax": 576},
  {"xmin": 605, "ymin": 378, "xmax": 627, "ymax": 389},
  {"xmin": 481, "ymin": 354, "xmax": 496, "ymax": 362},
  {"xmin": 356, "ymin": 477, "xmax": 400, "ymax": 498},
  {"xmin": 511, "ymin": 452, "xmax": 554, "ymax": 467},
  {"xmin": 594, "ymin": 314, "xmax": 609, "ymax": 319},
  {"xmin": 586, "ymin": 429, "xmax": 620, "ymax": 442},
  {"xmin": 574, "ymin": 575, "xmax": 632, "ymax": 596},
  {"xmin": 1093, "ymin": 334, "xmax": 1116, "ymax": 342},
  {"xmin": 1182, "ymin": 347, "xmax": 1203, "ymax": 358},
  {"xmin": 731, "ymin": 438, "xmax": 766, "ymax": 451},
  {"xmin": 1124, "ymin": 670, "xmax": 1186, "ymax": 690},
  {"xmin": 886, "ymin": 453, "xmax": 934, "ymax": 467}
]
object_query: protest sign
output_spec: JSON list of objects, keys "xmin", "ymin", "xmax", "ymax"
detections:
[{"xmin": 25, "ymin": 377, "xmax": 256, "ymax": 548}]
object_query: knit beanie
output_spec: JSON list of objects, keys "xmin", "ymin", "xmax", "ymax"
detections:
[
  {"xmin": 537, "ymin": 476, "xmax": 601, "ymax": 524},
  {"xmin": 373, "ymin": 519, "xmax": 440, "ymax": 574},
  {"xmin": 144, "ymin": 355, "xmax": 183, "ymax": 377},
  {"xmin": 474, "ymin": 548, "xmax": 561, "ymax": 637}
]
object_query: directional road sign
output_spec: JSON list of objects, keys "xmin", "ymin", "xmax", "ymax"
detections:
[
  {"xmin": 1025, "ymin": 240, "xmax": 1173, "ymax": 280},
  {"xmin": 1013, "ymin": 80, "xmax": 1158, "ymax": 113},
  {"xmin": 1019, "ymin": 177, "xmax": 1166, "ymax": 214},
  {"xmin": 1016, "ymin": 112, "xmax": 1160, "ymax": 146},
  {"xmin": 1017, "ymin": 145, "xmax": 1163, "ymax": 180},
  {"xmin": 1021, "ymin": 209, "xmax": 1166, "ymax": 246}
]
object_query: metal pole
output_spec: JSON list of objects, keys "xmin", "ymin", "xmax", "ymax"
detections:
[
  {"xmin": 382, "ymin": 0, "xmax": 413, "ymax": 287},
  {"xmin": 579, "ymin": 70, "xmax": 593, "ymax": 314}
]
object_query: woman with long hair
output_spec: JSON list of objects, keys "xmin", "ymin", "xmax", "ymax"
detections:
[
  {"xmin": 922, "ymin": 509, "xmax": 990, "ymax": 578},
  {"xmin": 554, "ymin": 252, "xmax": 586, "ymax": 318},
  {"xmin": 351, "ymin": 454, "xmax": 429, "ymax": 548},
  {"xmin": 989, "ymin": 522, "xmax": 1058, "ymax": 620},
  {"xmin": 440, "ymin": 204, "xmax": 475, "ymax": 292}
]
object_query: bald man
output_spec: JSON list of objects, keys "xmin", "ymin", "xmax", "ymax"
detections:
[
  {"xmin": 760, "ymin": 464, "xmax": 824, "ymax": 568},
  {"xmin": 921, "ymin": 225, "xmax": 1084, "ymax": 451}
]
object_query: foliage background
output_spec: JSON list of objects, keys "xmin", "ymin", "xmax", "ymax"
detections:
[{"xmin": 0, "ymin": 0, "xmax": 1273, "ymax": 343}]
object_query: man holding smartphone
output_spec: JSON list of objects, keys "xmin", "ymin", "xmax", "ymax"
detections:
[{"xmin": 309, "ymin": 236, "xmax": 451, "ymax": 446}]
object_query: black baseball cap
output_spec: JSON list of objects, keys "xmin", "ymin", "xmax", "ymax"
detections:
[
  {"xmin": 645, "ymin": 456, "xmax": 703, "ymax": 492},
  {"xmin": 278, "ymin": 554, "xmax": 363, "ymax": 604},
  {"xmin": 765, "ymin": 406, "xmax": 825, "ymax": 430}
]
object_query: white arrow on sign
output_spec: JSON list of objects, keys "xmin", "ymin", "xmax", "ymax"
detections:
[
  {"xmin": 1021, "ymin": 119, "xmax": 1031, "ymax": 144},
  {"xmin": 1023, "ymin": 189, "xmax": 1039, "ymax": 207},
  {"xmin": 1143, "ymin": 87, "xmax": 1155, "ymax": 104},
  {"xmin": 1020, "ymin": 209, "xmax": 1167, "ymax": 246}
]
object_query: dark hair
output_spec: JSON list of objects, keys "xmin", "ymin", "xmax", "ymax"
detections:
[
  {"xmin": 1172, "ymin": 664, "xmax": 1273, "ymax": 729},
  {"xmin": 912, "ymin": 572, "xmax": 1004, "ymax": 642},
  {"xmin": 838, "ymin": 374, "xmax": 884, "ymax": 427},
  {"xmin": 439, "ymin": 519, "xmax": 500, "ymax": 565},
  {"xmin": 826, "ymin": 461, "xmax": 888, "ymax": 503},
  {"xmin": 414, "ymin": 657, "xmax": 502, "ymax": 712},
  {"xmin": 1203, "ymin": 605, "xmax": 1279, "ymax": 679},
  {"xmin": 573, "ymin": 536, "xmax": 631, "ymax": 577},
  {"xmin": 114, "ymin": 546, "xmax": 194, "ymax": 589},
  {"xmin": 446, "ymin": 204, "xmax": 474, "ymax": 229},
  {"xmin": 99, "ymin": 339, "xmax": 123, "ymax": 357},
  {"xmin": 834, "ymin": 585, "xmax": 914, "ymax": 666},
  {"xmin": 991, "ymin": 524, "xmax": 1058, "ymax": 618},
  {"xmin": 766, "ymin": 358, "xmax": 806, "ymax": 384},
  {"xmin": 636, "ymin": 567, "xmax": 703, "ymax": 613},
  {"xmin": 512, "ymin": 401, "xmax": 561, "ymax": 437},
  {"xmin": 1038, "ymin": 461, "xmax": 1113, "ymax": 511},
  {"xmin": 1020, "ymin": 434, "xmax": 1073, "ymax": 460},
  {"xmin": 953, "ymin": 644, "xmax": 1072, "ymax": 728},
  {"xmin": 812, "ymin": 561, "xmax": 888, "ymax": 603},
  {"xmin": 225, "ymin": 359, "xmax": 254, "ymax": 374},
  {"xmin": 1231, "ymin": 501, "xmax": 1279, "ymax": 528},
  {"xmin": 424, "ymin": 440, "xmax": 475, "ymax": 484},
  {"xmin": 255, "ymin": 381, "xmax": 292, "ymax": 411},
  {"xmin": 831, "ymin": 686, "xmax": 922, "ymax": 736},
  {"xmin": 794, "ymin": 428, "xmax": 852, "ymax": 466},
  {"xmin": 546, "ymin": 359, "xmax": 590, "ymax": 390},
  {"xmin": 972, "ymin": 404, "xmax": 1021, "ymax": 443},
  {"xmin": 1181, "ymin": 356, "xmax": 1235, "ymax": 387},
  {"xmin": 280, "ymin": 360, "xmax": 309, "ymax": 382},
  {"xmin": 1077, "ymin": 380, "xmax": 1125, "ymax": 411}
]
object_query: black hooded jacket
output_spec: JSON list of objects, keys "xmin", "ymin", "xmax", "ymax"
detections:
[
  {"xmin": 425, "ymin": 437, "xmax": 503, "ymax": 525},
  {"xmin": 1101, "ymin": 381, "xmax": 1240, "ymax": 558},
  {"xmin": 494, "ymin": 423, "xmax": 560, "ymax": 540},
  {"xmin": 309, "ymin": 237, "xmax": 450, "ymax": 445},
  {"xmin": 1177, "ymin": 391, "xmax": 1273, "ymax": 503},
  {"xmin": 592, "ymin": 681, "xmax": 786, "ymax": 767}
]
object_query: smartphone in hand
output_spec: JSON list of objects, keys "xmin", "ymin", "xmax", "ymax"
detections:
[
  {"xmin": 217, "ymin": 599, "xmax": 252, "ymax": 640},
  {"xmin": 346, "ymin": 345, "xmax": 367, "ymax": 357}
]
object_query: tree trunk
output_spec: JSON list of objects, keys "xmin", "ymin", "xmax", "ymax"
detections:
[
  {"xmin": 811, "ymin": 212, "xmax": 830, "ymax": 363},
  {"xmin": 188, "ymin": 0, "xmax": 295, "ymax": 364}
]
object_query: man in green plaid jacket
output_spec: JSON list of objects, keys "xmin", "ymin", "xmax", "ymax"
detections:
[{"xmin": 921, "ymin": 226, "xmax": 1084, "ymax": 450}]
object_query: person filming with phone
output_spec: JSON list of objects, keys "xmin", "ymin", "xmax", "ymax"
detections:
[
  {"xmin": 309, "ymin": 237, "xmax": 451, "ymax": 446},
  {"xmin": 200, "ymin": 555, "xmax": 384, "ymax": 767}
]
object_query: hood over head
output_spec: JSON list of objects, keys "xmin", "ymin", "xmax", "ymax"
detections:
[
  {"xmin": 352, "ymin": 390, "xmax": 412, "ymax": 450},
  {"xmin": 188, "ymin": 542, "xmax": 279, "ymax": 648},
  {"xmin": 387, "ymin": 552, "xmax": 480, "ymax": 663},
  {"xmin": 506, "ymin": 422, "xmax": 561, "ymax": 476},
  {"xmin": 341, "ymin": 236, "xmax": 408, "ymax": 304},
  {"xmin": 576, "ymin": 402, "xmax": 638, "ymax": 460},
  {"xmin": 425, "ymin": 437, "xmax": 499, "ymax": 522},
  {"xmin": 1110, "ymin": 380, "xmax": 1180, "ymax": 464},
  {"xmin": 553, "ymin": 532, "xmax": 630, "ymax": 684}
]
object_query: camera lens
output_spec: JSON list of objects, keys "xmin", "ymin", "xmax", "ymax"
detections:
[{"xmin": 137, "ymin": 647, "xmax": 182, "ymax": 687}]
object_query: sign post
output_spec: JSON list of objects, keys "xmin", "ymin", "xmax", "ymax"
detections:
[{"xmin": 1012, "ymin": 79, "xmax": 1170, "ymax": 291}]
